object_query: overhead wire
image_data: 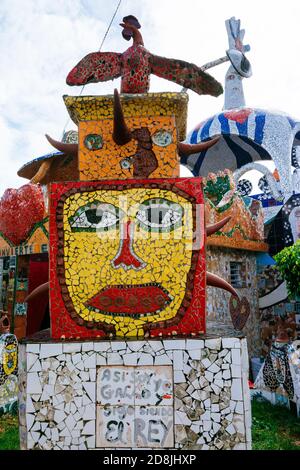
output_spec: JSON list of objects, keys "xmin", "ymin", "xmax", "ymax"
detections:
[{"xmin": 61, "ymin": 0, "xmax": 122, "ymax": 138}]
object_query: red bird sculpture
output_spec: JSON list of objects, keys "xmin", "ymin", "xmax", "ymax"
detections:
[{"xmin": 66, "ymin": 15, "xmax": 223, "ymax": 97}]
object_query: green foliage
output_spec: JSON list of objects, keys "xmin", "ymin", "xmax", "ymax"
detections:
[
  {"xmin": 0, "ymin": 414, "xmax": 19, "ymax": 450},
  {"xmin": 204, "ymin": 174, "xmax": 232, "ymax": 205},
  {"xmin": 274, "ymin": 240, "xmax": 300, "ymax": 298},
  {"xmin": 252, "ymin": 398, "xmax": 300, "ymax": 450}
]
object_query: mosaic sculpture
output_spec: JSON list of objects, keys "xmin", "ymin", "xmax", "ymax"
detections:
[
  {"xmin": 182, "ymin": 17, "xmax": 300, "ymax": 202},
  {"xmin": 17, "ymin": 131, "xmax": 79, "ymax": 186},
  {"xmin": 66, "ymin": 15, "xmax": 223, "ymax": 97},
  {"xmin": 16, "ymin": 15, "xmax": 255, "ymax": 451},
  {"xmin": 21, "ymin": 16, "xmax": 238, "ymax": 340},
  {"xmin": 0, "ymin": 184, "xmax": 44, "ymax": 245},
  {"xmin": 18, "ymin": 92, "xmax": 218, "ymax": 186},
  {"xmin": 0, "ymin": 316, "xmax": 18, "ymax": 414}
]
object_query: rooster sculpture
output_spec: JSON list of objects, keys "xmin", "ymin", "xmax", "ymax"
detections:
[{"xmin": 66, "ymin": 15, "xmax": 223, "ymax": 97}]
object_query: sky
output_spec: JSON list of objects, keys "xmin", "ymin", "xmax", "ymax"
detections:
[{"xmin": 1, "ymin": 0, "xmax": 300, "ymax": 196}]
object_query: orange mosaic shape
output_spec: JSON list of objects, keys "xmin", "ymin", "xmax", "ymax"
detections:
[
  {"xmin": 63, "ymin": 92, "xmax": 188, "ymax": 181},
  {"xmin": 79, "ymin": 115, "xmax": 178, "ymax": 180}
]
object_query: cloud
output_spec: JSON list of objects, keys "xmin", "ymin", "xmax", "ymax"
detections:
[{"xmin": 1, "ymin": 0, "xmax": 300, "ymax": 195}]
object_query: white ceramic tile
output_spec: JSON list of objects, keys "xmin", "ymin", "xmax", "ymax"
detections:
[
  {"xmin": 154, "ymin": 354, "xmax": 172, "ymax": 365},
  {"xmin": 96, "ymin": 354, "xmax": 107, "ymax": 366},
  {"xmin": 27, "ymin": 372, "xmax": 42, "ymax": 394},
  {"xmin": 27, "ymin": 353, "xmax": 38, "ymax": 371},
  {"xmin": 26, "ymin": 396, "xmax": 35, "ymax": 413},
  {"xmin": 86, "ymin": 435, "xmax": 96, "ymax": 449},
  {"xmin": 135, "ymin": 406, "xmax": 173, "ymax": 448},
  {"xmin": 123, "ymin": 353, "xmax": 138, "ymax": 366},
  {"xmin": 201, "ymin": 410, "xmax": 211, "ymax": 421},
  {"xmin": 207, "ymin": 363, "xmax": 220, "ymax": 373},
  {"xmin": 127, "ymin": 341, "xmax": 145, "ymax": 352},
  {"xmin": 97, "ymin": 367, "xmax": 134, "ymax": 405},
  {"xmin": 175, "ymin": 411, "xmax": 191, "ymax": 425},
  {"xmin": 63, "ymin": 343, "xmax": 82, "ymax": 353},
  {"xmin": 40, "ymin": 343, "xmax": 63, "ymax": 358},
  {"xmin": 231, "ymin": 379, "xmax": 243, "ymax": 401},
  {"xmin": 163, "ymin": 340, "xmax": 185, "ymax": 350},
  {"xmin": 189, "ymin": 349, "xmax": 201, "ymax": 360},
  {"xmin": 82, "ymin": 404, "xmax": 96, "ymax": 420},
  {"xmin": 71, "ymin": 353, "xmax": 82, "ymax": 365},
  {"xmin": 186, "ymin": 339, "xmax": 204, "ymax": 350},
  {"xmin": 205, "ymin": 338, "xmax": 222, "ymax": 350},
  {"xmin": 204, "ymin": 371, "xmax": 213, "ymax": 382},
  {"xmin": 231, "ymin": 349, "xmax": 241, "ymax": 366},
  {"xmin": 83, "ymin": 353, "xmax": 96, "ymax": 369},
  {"xmin": 111, "ymin": 342, "xmax": 127, "ymax": 351},
  {"xmin": 225, "ymin": 423, "xmax": 235, "ymax": 435},
  {"xmin": 135, "ymin": 366, "xmax": 173, "ymax": 406},
  {"xmin": 201, "ymin": 358, "xmax": 211, "ymax": 369},
  {"xmin": 107, "ymin": 353, "xmax": 123, "ymax": 365},
  {"xmin": 26, "ymin": 413, "xmax": 34, "ymax": 430},
  {"xmin": 96, "ymin": 405, "xmax": 134, "ymax": 447},
  {"xmin": 93, "ymin": 342, "xmax": 111, "ymax": 352},
  {"xmin": 54, "ymin": 410, "xmax": 67, "ymax": 424},
  {"xmin": 26, "ymin": 344, "xmax": 40, "ymax": 354},
  {"xmin": 82, "ymin": 382, "xmax": 96, "ymax": 402},
  {"xmin": 174, "ymin": 370, "xmax": 185, "ymax": 383},
  {"xmin": 138, "ymin": 353, "xmax": 153, "ymax": 366},
  {"xmin": 149, "ymin": 341, "xmax": 163, "ymax": 352},
  {"xmin": 222, "ymin": 338, "xmax": 238, "ymax": 349},
  {"xmin": 173, "ymin": 350, "xmax": 184, "ymax": 370},
  {"xmin": 203, "ymin": 420, "xmax": 211, "ymax": 432}
]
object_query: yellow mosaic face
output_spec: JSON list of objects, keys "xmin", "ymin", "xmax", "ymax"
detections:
[
  {"xmin": 79, "ymin": 116, "xmax": 179, "ymax": 180},
  {"xmin": 63, "ymin": 188, "xmax": 193, "ymax": 337}
]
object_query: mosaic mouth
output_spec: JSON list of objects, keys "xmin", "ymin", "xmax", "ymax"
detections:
[{"xmin": 85, "ymin": 283, "xmax": 173, "ymax": 317}]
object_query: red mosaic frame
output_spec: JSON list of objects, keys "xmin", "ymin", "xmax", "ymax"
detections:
[{"xmin": 49, "ymin": 178, "xmax": 206, "ymax": 339}]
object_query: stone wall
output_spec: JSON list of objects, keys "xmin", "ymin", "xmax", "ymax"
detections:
[
  {"xmin": 18, "ymin": 335, "xmax": 251, "ymax": 450},
  {"xmin": 206, "ymin": 246, "xmax": 261, "ymax": 358}
]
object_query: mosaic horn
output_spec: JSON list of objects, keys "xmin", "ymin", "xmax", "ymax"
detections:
[
  {"xmin": 45, "ymin": 134, "xmax": 78, "ymax": 157},
  {"xmin": 25, "ymin": 282, "xmax": 49, "ymax": 303},
  {"xmin": 29, "ymin": 135, "xmax": 79, "ymax": 184},
  {"xmin": 206, "ymin": 272, "xmax": 239, "ymax": 298},
  {"xmin": 30, "ymin": 160, "xmax": 52, "ymax": 184},
  {"xmin": 206, "ymin": 216, "xmax": 231, "ymax": 236},
  {"xmin": 177, "ymin": 136, "xmax": 220, "ymax": 157},
  {"xmin": 112, "ymin": 89, "xmax": 132, "ymax": 145}
]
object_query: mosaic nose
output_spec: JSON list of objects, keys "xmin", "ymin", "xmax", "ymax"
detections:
[{"xmin": 111, "ymin": 220, "xmax": 146, "ymax": 271}]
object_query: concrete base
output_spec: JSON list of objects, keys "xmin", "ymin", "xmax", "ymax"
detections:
[{"xmin": 18, "ymin": 331, "xmax": 251, "ymax": 450}]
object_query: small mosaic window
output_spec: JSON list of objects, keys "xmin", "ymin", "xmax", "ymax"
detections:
[
  {"xmin": 295, "ymin": 302, "xmax": 300, "ymax": 314},
  {"xmin": 229, "ymin": 262, "xmax": 246, "ymax": 288},
  {"xmin": 152, "ymin": 130, "xmax": 173, "ymax": 147},
  {"xmin": 84, "ymin": 134, "xmax": 103, "ymax": 151}
]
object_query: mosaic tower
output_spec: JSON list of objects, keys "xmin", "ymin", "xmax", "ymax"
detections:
[{"xmin": 17, "ymin": 16, "xmax": 252, "ymax": 450}]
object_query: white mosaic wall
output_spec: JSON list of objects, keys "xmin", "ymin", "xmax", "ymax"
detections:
[{"xmin": 18, "ymin": 337, "xmax": 251, "ymax": 450}]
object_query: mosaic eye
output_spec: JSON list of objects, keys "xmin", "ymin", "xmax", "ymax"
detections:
[
  {"xmin": 120, "ymin": 157, "xmax": 133, "ymax": 170},
  {"xmin": 152, "ymin": 130, "xmax": 173, "ymax": 147},
  {"xmin": 84, "ymin": 133, "xmax": 103, "ymax": 150},
  {"xmin": 136, "ymin": 198, "xmax": 183, "ymax": 232},
  {"xmin": 69, "ymin": 202, "xmax": 121, "ymax": 232}
]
